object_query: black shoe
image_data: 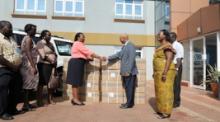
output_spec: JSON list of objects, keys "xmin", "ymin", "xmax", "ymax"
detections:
[
  {"xmin": 37, "ymin": 101, "xmax": 44, "ymax": 107},
  {"xmin": 22, "ymin": 105, "xmax": 32, "ymax": 112},
  {"xmin": 0, "ymin": 113, "xmax": 14, "ymax": 120},
  {"xmin": 120, "ymin": 104, "xmax": 133, "ymax": 109},
  {"xmin": 173, "ymin": 104, "xmax": 180, "ymax": 108},
  {"xmin": 9, "ymin": 109, "xmax": 25, "ymax": 115},
  {"xmin": 120, "ymin": 103, "xmax": 127, "ymax": 108},
  {"xmin": 29, "ymin": 104, "xmax": 37, "ymax": 109},
  {"xmin": 71, "ymin": 100, "xmax": 85, "ymax": 106}
]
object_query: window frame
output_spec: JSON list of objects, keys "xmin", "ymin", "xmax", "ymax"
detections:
[
  {"xmin": 165, "ymin": 2, "xmax": 170, "ymax": 20},
  {"xmin": 14, "ymin": 0, "xmax": 47, "ymax": 14},
  {"xmin": 115, "ymin": 0, "xmax": 144, "ymax": 19},
  {"xmin": 54, "ymin": 0, "xmax": 85, "ymax": 17}
]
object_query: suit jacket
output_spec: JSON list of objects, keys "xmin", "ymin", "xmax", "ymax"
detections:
[{"xmin": 108, "ymin": 41, "xmax": 138, "ymax": 76}]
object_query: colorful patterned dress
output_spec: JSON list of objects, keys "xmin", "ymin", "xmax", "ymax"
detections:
[
  {"xmin": 20, "ymin": 36, "xmax": 39, "ymax": 90},
  {"xmin": 153, "ymin": 43, "xmax": 176, "ymax": 115}
]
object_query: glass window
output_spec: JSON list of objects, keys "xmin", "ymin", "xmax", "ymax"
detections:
[
  {"xmin": 165, "ymin": 3, "xmax": 170, "ymax": 19},
  {"xmin": 135, "ymin": 5, "xmax": 141, "ymax": 16},
  {"xmin": 116, "ymin": 0, "xmax": 124, "ymax": 2},
  {"xmin": 115, "ymin": 0, "xmax": 143, "ymax": 19},
  {"xmin": 27, "ymin": 0, "xmax": 35, "ymax": 10},
  {"xmin": 54, "ymin": 40, "xmax": 73, "ymax": 56},
  {"xmin": 75, "ymin": 2, "xmax": 83, "ymax": 12},
  {"xmin": 16, "ymin": 0, "xmax": 25, "ymax": 10},
  {"xmin": 116, "ymin": 4, "xmax": 123, "ymax": 15},
  {"xmin": 65, "ymin": 1, "xmax": 73, "ymax": 12},
  {"xmin": 15, "ymin": 0, "xmax": 46, "ymax": 14},
  {"xmin": 125, "ymin": 4, "xmax": 132, "ymax": 15},
  {"xmin": 125, "ymin": 0, "xmax": 133, "ymax": 3},
  {"xmin": 54, "ymin": 0, "xmax": 84, "ymax": 16},
  {"xmin": 56, "ymin": 1, "xmax": 63, "ymax": 12},
  {"xmin": 38, "ymin": 0, "xmax": 45, "ymax": 11}
]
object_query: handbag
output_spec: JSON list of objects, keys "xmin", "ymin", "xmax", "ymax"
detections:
[{"xmin": 48, "ymin": 68, "xmax": 59, "ymax": 89}]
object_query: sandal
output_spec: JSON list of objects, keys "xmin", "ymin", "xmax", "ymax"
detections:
[{"xmin": 156, "ymin": 113, "xmax": 171, "ymax": 119}]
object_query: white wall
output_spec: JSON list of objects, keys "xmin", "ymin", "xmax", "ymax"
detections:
[
  {"xmin": 142, "ymin": 47, "xmax": 155, "ymax": 80},
  {"xmin": 0, "ymin": 0, "xmax": 155, "ymax": 36}
]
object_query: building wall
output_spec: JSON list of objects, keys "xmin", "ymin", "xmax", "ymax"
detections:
[
  {"xmin": 0, "ymin": 0, "xmax": 156, "ymax": 47},
  {"xmin": 177, "ymin": 4, "xmax": 220, "ymax": 41},
  {"xmin": 0, "ymin": 0, "xmax": 156, "ymax": 80},
  {"xmin": 170, "ymin": 0, "xmax": 209, "ymax": 33}
]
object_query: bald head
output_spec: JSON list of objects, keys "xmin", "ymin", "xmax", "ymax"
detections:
[{"xmin": 120, "ymin": 34, "xmax": 129, "ymax": 44}]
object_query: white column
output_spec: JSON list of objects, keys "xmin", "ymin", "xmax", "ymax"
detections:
[
  {"xmin": 203, "ymin": 36, "xmax": 206, "ymax": 90},
  {"xmin": 217, "ymin": 32, "xmax": 220, "ymax": 71},
  {"xmin": 189, "ymin": 40, "xmax": 193, "ymax": 87}
]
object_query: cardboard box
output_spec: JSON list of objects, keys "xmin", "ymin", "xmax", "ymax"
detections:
[
  {"xmin": 136, "ymin": 59, "xmax": 146, "ymax": 70},
  {"xmin": 137, "ymin": 70, "xmax": 146, "ymax": 81},
  {"xmin": 84, "ymin": 71, "xmax": 100, "ymax": 82},
  {"xmin": 101, "ymin": 70, "xmax": 121, "ymax": 81},
  {"xmin": 101, "ymin": 92, "xmax": 125, "ymax": 104},
  {"xmin": 102, "ymin": 61, "xmax": 120, "ymax": 70},
  {"xmin": 85, "ymin": 59, "xmax": 101, "ymax": 72},
  {"xmin": 79, "ymin": 92, "xmax": 100, "ymax": 103}
]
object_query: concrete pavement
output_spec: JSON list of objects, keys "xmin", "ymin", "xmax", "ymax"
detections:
[{"xmin": 1, "ymin": 80, "xmax": 220, "ymax": 122}]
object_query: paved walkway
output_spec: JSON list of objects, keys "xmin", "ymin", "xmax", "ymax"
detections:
[{"xmin": 1, "ymin": 80, "xmax": 220, "ymax": 122}]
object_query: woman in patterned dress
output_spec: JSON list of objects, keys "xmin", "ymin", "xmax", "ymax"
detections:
[
  {"xmin": 153, "ymin": 29, "xmax": 176, "ymax": 119},
  {"xmin": 20, "ymin": 24, "xmax": 39, "ymax": 111}
]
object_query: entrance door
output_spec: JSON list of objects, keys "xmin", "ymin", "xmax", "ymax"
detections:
[
  {"xmin": 191, "ymin": 38, "xmax": 206, "ymax": 89},
  {"xmin": 205, "ymin": 34, "xmax": 217, "ymax": 90}
]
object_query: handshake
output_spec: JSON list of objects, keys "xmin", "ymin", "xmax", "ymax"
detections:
[{"xmin": 99, "ymin": 56, "xmax": 108, "ymax": 62}]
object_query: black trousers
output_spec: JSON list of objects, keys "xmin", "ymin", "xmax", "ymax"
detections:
[
  {"xmin": 173, "ymin": 65, "xmax": 183, "ymax": 106},
  {"xmin": 122, "ymin": 75, "xmax": 136, "ymax": 106},
  {"xmin": 0, "ymin": 67, "xmax": 22, "ymax": 115}
]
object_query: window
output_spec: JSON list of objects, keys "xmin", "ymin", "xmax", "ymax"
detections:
[
  {"xmin": 210, "ymin": 0, "xmax": 220, "ymax": 4},
  {"xmin": 135, "ymin": 48, "xmax": 143, "ymax": 59},
  {"xmin": 165, "ymin": 2, "xmax": 170, "ymax": 20},
  {"xmin": 115, "ymin": 0, "xmax": 143, "ymax": 19},
  {"xmin": 15, "ymin": 0, "xmax": 46, "ymax": 14},
  {"xmin": 54, "ymin": 40, "xmax": 73, "ymax": 56},
  {"xmin": 114, "ymin": 48, "xmax": 143, "ymax": 59},
  {"xmin": 54, "ymin": 0, "xmax": 84, "ymax": 17}
]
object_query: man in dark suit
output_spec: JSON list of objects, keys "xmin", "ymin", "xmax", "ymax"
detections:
[{"xmin": 104, "ymin": 34, "xmax": 138, "ymax": 109}]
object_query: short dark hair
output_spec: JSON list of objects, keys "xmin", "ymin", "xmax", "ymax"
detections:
[
  {"xmin": 0, "ymin": 20, "xmax": 11, "ymax": 30},
  {"xmin": 74, "ymin": 32, "xmax": 83, "ymax": 41},
  {"xmin": 170, "ymin": 32, "xmax": 177, "ymax": 41},
  {"xmin": 24, "ymin": 24, "xmax": 36, "ymax": 33},
  {"xmin": 160, "ymin": 29, "xmax": 172, "ymax": 43},
  {"xmin": 40, "ymin": 30, "xmax": 50, "ymax": 39}
]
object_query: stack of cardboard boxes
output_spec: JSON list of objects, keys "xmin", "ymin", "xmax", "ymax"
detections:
[
  {"xmin": 65, "ymin": 59, "xmax": 147, "ymax": 104},
  {"xmin": 135, "ymin": 59, "xmax": 147, "ymax": 104},
  {"xmin": 101, "ymin": 59, "xmax": 146, "ymax": 104},
  {"xmin": 101, "ymin": 61, "xmax": 125, "ymax": 104},
  {"xmin": 79, "ymin": 59, "xmax": 101, "ymax": 103}
]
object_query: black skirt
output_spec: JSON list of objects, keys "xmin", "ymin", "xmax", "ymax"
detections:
[
  {"xmin": 37, "ymin": 63, "xmax": 53, "ymax": 86},
  {"xmin": 66, "ymin": 58, "xmax": 86, "ymax": 86}
]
